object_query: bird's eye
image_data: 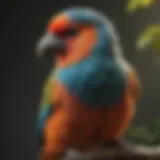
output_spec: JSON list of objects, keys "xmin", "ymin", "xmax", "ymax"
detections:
[{"xmin": 58, "ymin": 27, "xmax": 79, "ymax": 38}]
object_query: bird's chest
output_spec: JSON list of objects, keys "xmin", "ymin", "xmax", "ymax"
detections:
[{"xmin": 55, "ymin": 59, "xmax": 128, "ymax": 107}]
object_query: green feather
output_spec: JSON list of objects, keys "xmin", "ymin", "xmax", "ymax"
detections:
[
  {"xmin": 37, "ymin": 67, "xmax": 57, "ymax": 146},
  {"xmin": 39, "ymin": 67, "xmax": 57, "ymax": 108}
]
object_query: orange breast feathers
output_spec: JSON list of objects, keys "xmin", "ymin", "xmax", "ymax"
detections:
[{"xmin": 42, "ymin": 71, "xmax": 140, "ymax": 157}]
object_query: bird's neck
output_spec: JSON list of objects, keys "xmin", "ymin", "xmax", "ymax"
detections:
[{"xmin": 91, "ymin": 25, "xmax": 112, "ymax": 58}]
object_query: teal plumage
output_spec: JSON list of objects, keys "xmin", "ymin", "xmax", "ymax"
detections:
[
  {"xmin": 56, "ymin": 7, "xmax": 128, "ymax": 106},
  {"xmin": 57, "ymin": 57, "xmax": 127, "ymax": 106},
  {"xmin": 36, "ymin": 6, "xmax": 129, "ymax": 145},
  {"xmin": 35, "ymin": 7, "xmax": 139, "ymax": 159}
]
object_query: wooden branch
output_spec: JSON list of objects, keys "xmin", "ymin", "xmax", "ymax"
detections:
[{"xmin": 63, "ymin": 144, "xmax": 160, "ymax": 160}]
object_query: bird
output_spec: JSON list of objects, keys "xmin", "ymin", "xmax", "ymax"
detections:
[{"xmin": 35, "ymin": 6, "xmax": 141, "ymax": 160}]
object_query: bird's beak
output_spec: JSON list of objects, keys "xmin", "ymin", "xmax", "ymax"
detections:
[{"xmin": 35, "ymin": 32, "xmax": 65, "ymax": 58}]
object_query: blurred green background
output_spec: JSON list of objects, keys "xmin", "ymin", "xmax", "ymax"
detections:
[{"xmin": 126, "ymin": 0, "xmax": 160, "ymax": 146}]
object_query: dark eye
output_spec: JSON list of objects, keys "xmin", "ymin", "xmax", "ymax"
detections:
[{"xmin": 58, "ymin": 27, "xmax": 79, "ymax": 38}]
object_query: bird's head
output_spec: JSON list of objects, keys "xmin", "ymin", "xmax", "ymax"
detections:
[{"xmin": 36, "ymin": 7, "xmax": 122, "ymax": 67}]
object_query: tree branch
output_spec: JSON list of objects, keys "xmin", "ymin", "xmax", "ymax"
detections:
[{"xmin": 63, "ymin": 144, "xmax": 160, "ymax": 160}]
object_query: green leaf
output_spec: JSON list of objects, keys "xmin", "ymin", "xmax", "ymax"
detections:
[
  {"xmin": 126, "ymin": 118, "xmax": 160, "ymax": 145},
  {"xmin": 127, "ymin": 126, "xmax": 157, "ymax": 145},
  {"xmin": 126, "ymin": 0, "xmax": 154, "ymax": 13},
  {"xmin": 136, "ymin": 25, "xmax": 160, "ymax": 52}
]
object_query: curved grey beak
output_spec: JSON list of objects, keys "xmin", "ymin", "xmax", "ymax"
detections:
[{"xmin": 35, "ymin": 33, "xmax": 65, "ymax": 58}]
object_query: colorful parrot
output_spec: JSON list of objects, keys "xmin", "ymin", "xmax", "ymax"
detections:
[{"xmin": 35, "ymin": 7, "xmax": 141, "ymax": 160}]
